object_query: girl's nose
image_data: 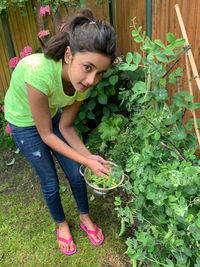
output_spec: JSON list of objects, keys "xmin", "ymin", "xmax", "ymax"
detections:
[{"xmin": 85, "ymin": 73, "xmax": 98, "ymax": 86}]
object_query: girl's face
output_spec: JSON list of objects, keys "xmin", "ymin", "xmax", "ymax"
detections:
[{"xmin": 62, "ymin": 47, "xmax": 111, "ymax": 92}]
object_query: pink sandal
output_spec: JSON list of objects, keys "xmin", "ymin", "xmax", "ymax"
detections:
[
  {"xmin": 80, "ymin": 222, "xmax": 104, "ymax": 246},
  {"xmin": 57, "ymin": 230, "xmax": 77, "ymax": 255}
]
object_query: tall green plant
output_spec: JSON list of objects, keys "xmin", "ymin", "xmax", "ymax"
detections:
[{"xmin": 105, "ymin": 26, "xmax": 200, "ymax": 266}]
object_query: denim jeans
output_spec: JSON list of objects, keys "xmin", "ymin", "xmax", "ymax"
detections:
[{"xmin": 9, "ymin": 110, "xmax": 89, "ymax": 223}]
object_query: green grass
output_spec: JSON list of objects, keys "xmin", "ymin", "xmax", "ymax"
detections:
[{"xmin": 0, "ymin": 145, "xmax": 132, "ymax": 267}]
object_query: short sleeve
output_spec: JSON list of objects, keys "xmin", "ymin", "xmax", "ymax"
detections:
[
  {"xmin": 24, "ymin": 62, "xmax": 50, "ymax": 96},
  {"xmin": 75, "ymin": 89, "xmax": 89, "ymax": 101}
]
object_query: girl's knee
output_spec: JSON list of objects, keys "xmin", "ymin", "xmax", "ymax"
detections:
[{"xmin": 41, "ymin": 181, "xmax": 60, "ymax": 198}]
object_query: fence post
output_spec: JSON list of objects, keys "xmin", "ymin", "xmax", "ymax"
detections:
[
  {"xmin": 146, "ymin": 0, "xmax": 152, "ymax": 39},
  {"xmin": 108, "ymin": 0, "xmax": 115, "ymax": 27},
  {"xmin": 1, "ymin": 14, "xmax": 15, "ymax": 59}
]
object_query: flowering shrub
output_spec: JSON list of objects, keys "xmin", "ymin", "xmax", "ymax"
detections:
[
  {"xmin": 1, "ymin": 105, "xmax": 11, "ymax": 135},
  {"xmin": 40, "ymin": 5, "xmax": 50, "ymax": 16},
  {"xmin": 38, "ymin": 30, "xmax": 50, "ymax": 39},
  {"xmin": 20, "ymin": 46, "xmax": 32, "ymax": 58},
  {"xmin": 9, "ymin": 57, "xmax": 21, "ymax": 68},
  {"xmin": 9, "ymin": 46, "xmax": 32, "ymax": 69}
]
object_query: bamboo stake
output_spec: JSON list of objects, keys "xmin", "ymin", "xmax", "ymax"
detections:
[
  {"xmin": 175, "ymin": 4, "xmax": 200, "ymax": 91},
  {"xmin": 185, "ymin": 54, "xmax": 200, "ymax": 145}
]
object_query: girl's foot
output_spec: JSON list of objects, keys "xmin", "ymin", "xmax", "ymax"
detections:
[
  {"xmin": 79, "ymin": 214, "xmax": 103, "ymax": 243},
  {"xmin": 57, "ymin": 221, "xmax": 75, "ymax": 253}
]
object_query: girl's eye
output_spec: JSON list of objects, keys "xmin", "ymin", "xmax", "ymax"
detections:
[
  {"xmin": 84, "ymin": 65, "xmax": 92, "ymax": 72},
  {"xmin": 98, "ymin": 72, "xmax": 105, "ymax": 77}
]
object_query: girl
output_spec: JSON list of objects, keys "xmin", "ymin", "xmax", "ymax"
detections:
[{"xmin": 4, "ymin": 8, "xmax": 117, "ymax": 255}]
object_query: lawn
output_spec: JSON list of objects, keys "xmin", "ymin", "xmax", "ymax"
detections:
[{"xmin": 0, "ymin": 142, "xmax": 132, "ymax": 267}]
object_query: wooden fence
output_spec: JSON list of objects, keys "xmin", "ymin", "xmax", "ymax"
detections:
[
  {"xmin": 152, "ymin": 0, "xmax": 200, "ymax": 122},
  {"xmin": 1, "ymin": 0, "xmax": 200, "ymax": 123}
]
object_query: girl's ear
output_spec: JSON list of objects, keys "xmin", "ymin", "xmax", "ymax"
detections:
[{"xmin": 64, "ymin": 46, "xmax": 72, "ymax": 64}]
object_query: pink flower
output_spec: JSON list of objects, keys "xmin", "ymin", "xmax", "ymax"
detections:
[
  {"xmin": 20, "ymin": 51, "xmax": 26, "ymax": 58},
  {"xmin": 38, "ymin": 30, "xmax": 50, "ymax": 39},
  {"xmin": 9, "ymin": 57, "xmax": 21, "ymax": 68},
  {"xmin": 20, "ymin": 46, "xmax": 32, "ymax": 58},
  {"xmin": 40, "ymin": 5, "xmax": 51, "ymax": 16},
  {"xmin": 6, "ymin": 124, "xmax": 12, "ymax": 135},
  {"xmin": 1, "ymin": 105, "xmax": 4, "ymax": 112}
]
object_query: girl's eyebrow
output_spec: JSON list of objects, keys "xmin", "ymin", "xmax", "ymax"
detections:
[{"xmin": 85, "ymin": 62, "xmax": 96, "ymax": 68}]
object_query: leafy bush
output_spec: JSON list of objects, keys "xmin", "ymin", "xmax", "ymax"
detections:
[
  {"xmin": 0, "ymin": 102, "xmax": 15, "ymax": 150},
  {"xmin": 103, "ymin": 25, "xmax": 200, "ymax": 266},
  {"xmin": 75, "ymin": 66, "xmax": 129, "ymax": 137}
]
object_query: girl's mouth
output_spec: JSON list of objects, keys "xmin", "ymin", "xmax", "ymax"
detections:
[{"xmin": 79, "ymin": 83, "xmax": 89, "ymax": 90}]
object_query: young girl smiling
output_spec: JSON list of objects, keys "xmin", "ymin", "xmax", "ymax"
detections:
[{"xmin": 4, "ymin": 8, "xmax": 117, "ymax": 255}]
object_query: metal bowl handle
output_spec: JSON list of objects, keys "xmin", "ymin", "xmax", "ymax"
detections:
[{"xmin": 79, "ymin": 165, "xmax": 85, "ymax": 176}]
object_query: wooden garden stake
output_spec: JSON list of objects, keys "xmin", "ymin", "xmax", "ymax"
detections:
[
  {"xmin": 185, "ymin": 54, "xmax": 200, "ymax": 145},
  {"xmin": 175, "ymin": 4, "xmax": 200, "ymax": 91},
  {"xmin": 175, "ymin": 4, "xmax": 200, "ymax": 145}
]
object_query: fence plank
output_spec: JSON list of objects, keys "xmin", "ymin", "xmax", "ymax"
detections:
[
  {"xmin": 114, "ymin": 0, "xmax": 146, "ymax": 56},
  {"xmin": 0, "ymin": 18, "xmax": 12, "ymax": 99},
  {"xmin": 152, "ymin": 0, "xmax": 200, "ymax": 123}
]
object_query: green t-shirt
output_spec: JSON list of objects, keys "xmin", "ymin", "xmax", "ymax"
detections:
[{"xmin": 5, "ymin": 53, "xmax": 88, "ymax": 127}]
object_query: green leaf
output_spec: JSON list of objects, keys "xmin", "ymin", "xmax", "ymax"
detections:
[
  {"xmin": 173, "ymin": 94, "xmax": 186, "ymax": 107},
  {"xmin": 179, "ymin": 91, "xmax": 193, "ymax": 101},
  {"xmin": 183, "ymin": 247, "xmax": 192, "ymax": 257},
  {"xmin": 169, "ymin": 72, "xmax": 176, "ymax": 83},
  {"xmin": 152, "ymin": 85, "xmax": 168, "ymax": 101},
  {"xmin": 171, "ymin": 123, "xmax": 187, "ymax": 140},
  {"xmin": 167, "ymin": 32, "xmax": 175, "ymax": 44},
  {"xmin": 132, "ymin": 30, "xmax": 139, "ymax": 37},
  {"xmin": 174, "ymin": 38, "xmax": 185, "ymax": 47},
  {"xmin": 155, "ymin": 54, "xmax": 168, "ymax": 62},
  {"xmin": 118, "ymin": 63, "xmax": 129, "ymax": 70},
  {"xmin": 103, "ymin": 107, "xmax": 110, "ymax": 117},
  {"xmin": 77, "ymin": 124, "xmax": 90, "ymax": 133},
  {"xmin": 132, "ymin": 52, "xmax": 141, "ymax": 65},
  {"xmin": 129, "ymin": 64, "xmax": 138, "ymax": 71},
  {"xmin": 103, "ymin": 67, "xmax": 114, "ymax": 78},
  {"xmin": 189, "ymin": 223, "xmax": 200, "ymax": 240},
  {"xmin": 109, "ymin": 75, "xmax": 119, "ymax": 86},
  {"xmin": 195, "ymin": 257, "xmax": 200, "ymax": 267},
  {"xmin": 126, "ymin": 52, "xmax": 133, "ymax": 64},
  {"xmin": 185, "ymin": 118, "xmax": 200, "ymax": 131},
  {"xmin": 78, "ymin": 111, "xmax": 86, "ymax": 120},
  {"xmin": 155, "ymin": 39, "xmax": 165, "ymax": 49},
  {"xmin": 175, "ymin": 67, "xmax": 183, "ymax": 76},
  {"xmin": 87, "ymin": 111, "xmax": 95, "ymax": 120},
  {"xmin": 88, "ymin": 98, "xmax": 96, "ymax": 111},
  {"xmin": 134, "ymin": 36, "xmax": 143, "ymax": 43},
  {"xmin": 166, "ymin": 258, "xmax": 174, "ymax": 267},
  {"xmin": 137, "ymin": 26, "xmax": 142, "ymax": 33},
  {"xmin": 133, "ymin": 81, "xmax": 146, "ymax": 91},
  {"xmin": 97, "ymin": 94, "xmax": 108, "ymax": 104},
  {"xmin": 60, "ymin": 185, "xmax": 67, "ymax": 193},
  {"xmin": 186, "ymin": 102, "xmax": 200, "ymax": 110},
  {"xmin": 154, "ymin": 132, "xmax": 160, "ymax": 140}
]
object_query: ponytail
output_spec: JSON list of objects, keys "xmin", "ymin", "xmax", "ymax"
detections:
[{"xmin": 43, "ymin": 8, "xmax": 117, "ymax": 62}]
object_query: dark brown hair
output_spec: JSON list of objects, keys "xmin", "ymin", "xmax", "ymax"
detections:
[{"xmin": 43, "ymin": 8, "xmax": 117, "ymax": 63}]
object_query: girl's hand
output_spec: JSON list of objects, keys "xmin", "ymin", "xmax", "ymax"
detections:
[
  {"xmin": 87, "ymin": 157, "xmax": 109, "ymax": 177},
  {"xmin": 88, "ymin": 155, "xmax": 110, "ymax": 165}
]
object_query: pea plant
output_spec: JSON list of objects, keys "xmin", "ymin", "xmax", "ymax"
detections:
[{"xmin": 89, "ymin": 24, "xmax": 200, "ymax": 266}]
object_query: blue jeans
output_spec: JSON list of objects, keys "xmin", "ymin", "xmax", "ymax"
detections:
[{"xmin": 9, "ymin": 110, "xmax": 89, "ymax": 223}]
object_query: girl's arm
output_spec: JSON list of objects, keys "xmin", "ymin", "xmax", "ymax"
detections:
[
  {"xmin": 26, "ymin": 83, "xmax": 108, "ymax": 177},
  {"xmin": 59, "ymin": 101, "xmax": 109, "ymax": 165},
  {"xmin": 59, "ymin": 101, "xmax": 91, "ymax": 157}
]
